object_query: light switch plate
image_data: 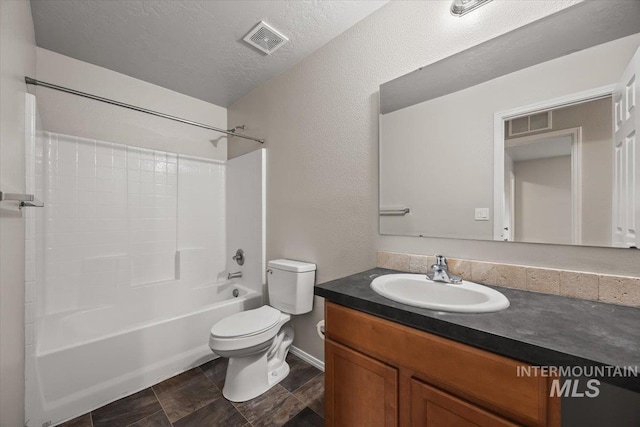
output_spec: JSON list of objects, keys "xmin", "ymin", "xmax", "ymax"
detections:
[{"xmin": 475, "ymin": 208, "xmax": 490, "ymax": 221}]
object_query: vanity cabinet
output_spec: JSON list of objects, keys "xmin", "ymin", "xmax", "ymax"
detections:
[
  {"xmin": 409, "ymin": 379, "xmax": 517, "ymax": 427},
  {"xmin": 325, "ymin": 340, "xmax": 398, "ymax": 426},
  {"xmin": 324, "ymin": 302, "xmax": 560, "ymax": 427}
]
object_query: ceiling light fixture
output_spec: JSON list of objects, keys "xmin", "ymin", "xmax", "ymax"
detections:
[{"xmin": 451, "ymin": 0, "xmax": 492, "ymax": 17}]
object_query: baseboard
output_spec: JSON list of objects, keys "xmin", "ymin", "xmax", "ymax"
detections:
[{"xmin": 290, "ymin": 345, "xmax": 324, "ymax": 371}]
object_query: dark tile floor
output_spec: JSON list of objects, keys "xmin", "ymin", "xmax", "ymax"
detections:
[{"xmin": 58, "ymin": 353, "xmax": 324, "ymax": 427}]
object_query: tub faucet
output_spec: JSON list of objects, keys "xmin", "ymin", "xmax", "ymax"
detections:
[
  {"xmin": 427, "ymin": 255, "xmax": 462, "ymax": 284},
  {"xmin": 228, "ymin": 271, "xmax": 242, "ymax": 280}
]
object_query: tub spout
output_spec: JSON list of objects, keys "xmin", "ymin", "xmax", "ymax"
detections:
[{"xmin": 228, "ymin": 271, "xmax": 242, "ymax": 280}]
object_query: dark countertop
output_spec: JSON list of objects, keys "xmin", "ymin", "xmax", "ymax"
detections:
[{"xmin": 315, "ymin": 268, "xmax": 640, "ymax": 393}]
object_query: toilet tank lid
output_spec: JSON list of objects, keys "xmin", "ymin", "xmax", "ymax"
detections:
[{"xmin": 268, "ymin": 259, "xmax": 316, "ymax": 273}]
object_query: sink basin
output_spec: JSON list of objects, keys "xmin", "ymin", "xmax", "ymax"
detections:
[{"xmin": 370, "ymin": 274, "xmax": 509, "ymax": 313}]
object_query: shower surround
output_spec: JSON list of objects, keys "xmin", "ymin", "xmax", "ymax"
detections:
[{"xmin": 24, "ymin": 94, "xmax": 266, "ymax": 427}]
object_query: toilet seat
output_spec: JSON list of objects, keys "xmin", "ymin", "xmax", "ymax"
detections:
[
  {"xmin": 211, "ymin": 306, "xmax": 281, "ymax": 338},
  {"xmin": 209, "ymin": 305, "xmax": 291, "ymax": 355}
]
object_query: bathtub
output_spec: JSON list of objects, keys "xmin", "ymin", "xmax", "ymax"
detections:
[{"xmin": 27, "ymin": 282, "xmax": 262, "ymax": 427}]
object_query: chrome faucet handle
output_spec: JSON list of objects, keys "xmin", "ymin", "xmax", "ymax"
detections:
[
  {"xmin": 434, "ymin": 255, "xmax": 447, "ymax": 268},
  {"xmin": 232, "ymin": 249, "xmax": 245, "ymax": 266},
  {"xmin": 428, "ymin": 255, "xmax": 462, "ymax": 284},
  {"xmin": 430, "ymin": 263, "xmax": 444, "ymax": 273}
]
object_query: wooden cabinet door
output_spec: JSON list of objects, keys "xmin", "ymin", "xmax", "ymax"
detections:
[
  {"xmin": 325, "ymin": 339, "xmax": 398, "ymax": 427},
  {"xmin": 410, "ymin": 378, "xmax": 518, "ymax": 427}
]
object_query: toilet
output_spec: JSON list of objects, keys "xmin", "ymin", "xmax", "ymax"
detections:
[{"xmin": 209, "ymin": 259, "xmax": 316, "ymax": 402}]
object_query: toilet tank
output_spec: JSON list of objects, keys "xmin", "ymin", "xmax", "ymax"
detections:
[{"xmin": 267, "ymin": 259, "xmax": 316, "ymax": 315}]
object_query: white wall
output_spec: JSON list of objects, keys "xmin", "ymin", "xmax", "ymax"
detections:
[
  {"xmin": 514, "ymin": 156, "xmax": 572, "ymax": 244},
  {"xmin": 228, "ymin": 1, "xmax": 595, "ymax": 361},
  {"xmin": 0, "ymin": 1, "xmax": 36, "ymax": 425},
  {"xmin": 226, "ymin": 149, "xmax": 266, "ymax": 296},
  {"xmin": 35, "ymin": 48, "xmax": 227, "ymax": 160},
  {"xmin": 379, "ymin": 35, "xmax": 637, "ymax": 239}
]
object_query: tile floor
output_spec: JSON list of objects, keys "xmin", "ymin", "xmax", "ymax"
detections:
[{"xmin": 58, "ymin": 353, "xmax": 324, "ymax": 427}]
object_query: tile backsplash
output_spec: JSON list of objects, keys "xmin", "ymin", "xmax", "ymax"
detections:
[{"xmin": 377, "ymin": 251, "xmax": 640, "ymax": 308}]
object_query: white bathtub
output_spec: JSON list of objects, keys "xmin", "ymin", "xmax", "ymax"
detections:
[{"xmin": 28, "ymin": 282, "xmax": 262, "ymax": 427}]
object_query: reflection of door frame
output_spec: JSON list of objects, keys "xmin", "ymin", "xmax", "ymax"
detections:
[
  {"xmin": 493, "ymin": 84, "xmax": 616, "ymax": 242},
  {"xmin": 506, "ymin": 127, "xmax": 583, "ymax": 244},
  {"xmin": 509, "ymin": 171, "xmax": 515, "ymax": 240}
]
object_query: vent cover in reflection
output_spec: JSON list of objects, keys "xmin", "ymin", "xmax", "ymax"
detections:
[
  {"xmin": 243, "ymin": 21, "xmax": 289, "ymax": 55},
  {"xmin": 508, "ymin": 111, "xmax": 553, "ymax": 137}
]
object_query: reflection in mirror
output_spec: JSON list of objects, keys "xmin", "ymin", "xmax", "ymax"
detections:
[
  {"xmin": 501, "ymin": 98, "xmax": 611, "ymax": 246},
  {"xmin": 379, "ymin": 1, "xmax": 640, "ymax": 248}
]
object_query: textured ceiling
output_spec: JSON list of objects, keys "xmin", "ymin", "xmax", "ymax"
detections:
[{"xmin": 30, "ymin": 0, "xmax": 388, "ymax": 107}]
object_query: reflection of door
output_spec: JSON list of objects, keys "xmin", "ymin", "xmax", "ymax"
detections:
[
  {"xmin": 509, "ymin": 171, "xmax": 515, "ymax": 241},
  {"xmin": 502, "ymin": 153, "xmax": 514, "ymax": 241},
  {"xmin": 613, "ymin": 47, "xmax": 639, "ymax": 248},
  {"xmin": 504, "ymin": 128, "xmax": 582, "ymax": 244}
]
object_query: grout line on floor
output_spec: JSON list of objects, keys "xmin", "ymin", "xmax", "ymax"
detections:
[
  {"xmin": 231, "ymin": 384, "xmax": 306, "ymax": 427},
  {"xmin": 291, "ymin": 371, "xmax": 323, "ymax": 394},
  {"xmin": 123, "ymin": 410, "xmax": 165, "ymax": 427},
  {"xmin": 150, "ymin": 385, "xmax": 172, "ymax": 426},
  {"xmin": 288, "ymin": 397, "xmax": 309, "ymax": 426},
  {"xmin": 230, "ymin": 396, "xmax": 256, "ymax": 426},
  {"xmin": 198, "ymin": 364, "xmax": 253, "ymax": 427},
  {"xmin": 155, "ymin": 378, "xmax": 221, "ymax": 426},
  {"xmin": 89, "ymin": 412, "xmax": 94, "ymax": 427},
  {"xmin": 198, "ymin": 365, "xmax": 217, "ymax": 388},
  {"xmin": 235, "ymin": 404, "xmax": 252, "ymax": 427},
  {"xmin": 283, "ymin": 384, "xmax": 309, "ymax": 423},
  {"xmin": 291, "ymin": 393, "xmax": 306, "ymax": 408}
]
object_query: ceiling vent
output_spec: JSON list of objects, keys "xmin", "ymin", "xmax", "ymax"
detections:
[{"xmin": 243, "ymin": 21, "xmax": 289, "ymax": 55}]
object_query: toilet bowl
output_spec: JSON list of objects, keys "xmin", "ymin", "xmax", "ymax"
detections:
[
  {"xmin": 209, "ymin": 259, "xmax": 316, "ymax": 402},
  {"xmin": 209, "ymin": 305, "xmax": 293, "ymax": 402}
]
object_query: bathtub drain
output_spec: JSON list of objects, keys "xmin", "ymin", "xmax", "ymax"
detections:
[{"xmin": 232, "ymin": 288, "xmax": 239, "ymax": 297}]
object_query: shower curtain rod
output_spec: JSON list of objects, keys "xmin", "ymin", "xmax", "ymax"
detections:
[{"xmin": 24, "ymin": 77, "xmax": 265, "ymax": 144}]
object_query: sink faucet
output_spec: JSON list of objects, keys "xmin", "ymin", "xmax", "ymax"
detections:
[
  {"xmin": 228, "ymin": 271, "xmax": 242, "ymax": 280},
  {"xmin": 427, "ymin": 255, "xmax": 462, "ymax": 284}
]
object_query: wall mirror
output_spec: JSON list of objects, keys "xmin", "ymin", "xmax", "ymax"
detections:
[{"xmin": 379, "ymin": 1, "xmax": 640, "ymax": 248}]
